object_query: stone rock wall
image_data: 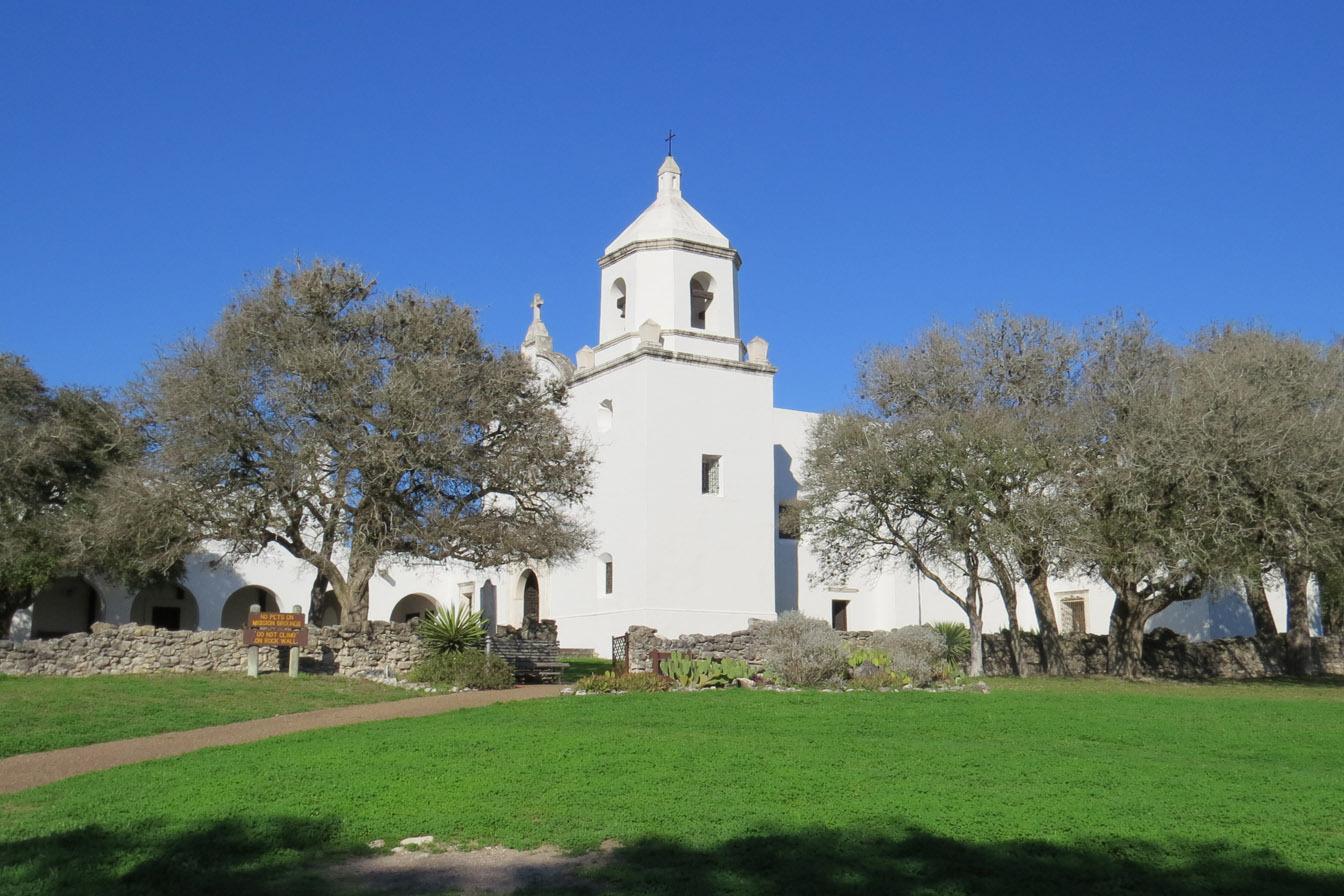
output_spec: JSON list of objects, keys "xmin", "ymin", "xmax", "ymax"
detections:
[
  {"xmin": 628, "ymin": 623, "xmax": 1344, "ymax": 680},
  {"xmin": 0, "ymin": 621, "xmax": 426, "ymax": 678},
  {"xmin": 0, "ymin": 619, "xmax": 556, "ymax": 679},
  {"xmin": 488, "ymin": 619, "xmax": 560, "ymax": 680},
  {"xmin": 982, "ymin": 628, "xmax": 1344, "ymax": 678},
  {"xmin": 626, "ymin": 622, "xmax": 883, "ymax": 673}
]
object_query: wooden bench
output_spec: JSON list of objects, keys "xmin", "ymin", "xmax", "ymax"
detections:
[{"xmin": 533, "ymin": 661, "xmax": 566, "ymax": 684}]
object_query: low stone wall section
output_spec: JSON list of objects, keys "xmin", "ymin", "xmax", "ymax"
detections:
[
  {"xmin": 983, "ymin": 628, "xmax": 1344, "ymax": 678},
  {"xmin": 0, "ymin": 618, "xmax": 559, "ymax": 679},
  {"xmin": 487, "ymin": 619, "xmax": 560, "ymax": 681},
  {"xmin": 628, "ymin": 622, "xmax": 1344, "ymax": 679}
]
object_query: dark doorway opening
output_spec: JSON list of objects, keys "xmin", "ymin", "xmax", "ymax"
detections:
[
  {"xmin": 151, "ymin": 606, "xmax": 182, "ymax": 631},
  {"xmin": 831, "ymin": 600, "xmax": 849, "ymax": 632},
  {"xmin": 522, "ymin": 570, "xmax": 540, "ymax": 622}
]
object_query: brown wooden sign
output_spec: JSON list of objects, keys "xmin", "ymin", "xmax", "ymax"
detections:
[{"xmin": 244, "ymin": 611, "xmax": 309, "ymax": 647}]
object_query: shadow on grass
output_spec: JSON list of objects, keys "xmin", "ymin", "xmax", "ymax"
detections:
[
  {"xmin": 0, "ymin": 816, "xmax": 351, "ymax": 896},
  {"xmin": 2, "ymin": 817, "xmax": 1341, "ymax": 896},
  {"xmin": 582, "ymin": 826, "xmax": 1344, "ymax": 896}
]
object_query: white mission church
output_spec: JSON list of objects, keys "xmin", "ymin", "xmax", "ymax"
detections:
[{"xmin": 11, "ymin": 156, "xmax": 1300, "ymax": 650}]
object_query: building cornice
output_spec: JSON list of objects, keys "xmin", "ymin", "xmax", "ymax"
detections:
[
  {"xmin": 573, "ymin": 344, "xmax": 776, "ymax": 384},
  {"xmin": 598, "ymin": 238, "xmax": 742, "ymax": 270}
]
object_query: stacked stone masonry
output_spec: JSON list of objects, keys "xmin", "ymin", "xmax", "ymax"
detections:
[
  {"xmin": 0, "ymin": 619, "xmax": 558, "ymax": 679},
  {"xmin": 627, "ymin": 622, "xmax": 1344, "ymax": 679},
  {"xmin": 487, "ymin": 619, "xmax": 561, "ymax": 681}
]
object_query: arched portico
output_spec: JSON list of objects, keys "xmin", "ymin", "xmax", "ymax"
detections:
[
  {"xmin": 131, "ymin": 583, "xmax": 199, "ymax": 631},
  {"xmin": 30, "ymin": 576, "xmax": 100, "ymax": 639},
  {"xmin": 390, "ymin": 593, "xmax": 438, "ymax": 623},
  {"xmin": 220, "ymin": 586, "xmax": 279, "ymax": 629}
]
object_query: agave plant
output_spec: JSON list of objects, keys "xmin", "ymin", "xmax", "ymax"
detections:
[
  {"xmin": 931, "ymin": 621, "xmax": 972, "ymax": 666},
  {"xmin": 416, "ymin": 604, "xmax": 487, "ymax": 654}
]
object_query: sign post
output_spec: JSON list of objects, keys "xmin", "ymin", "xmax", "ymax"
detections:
[
  {"xmin": 247, "ymin": 603, "xmax": 260, "ymax": 678},
  {"xmin": 243, "ymin": 609, "xmax": 309, "ymax": 678},
  {"xmin": 288, "ymin": 605, "xmax": 302, "ymax": 678}
]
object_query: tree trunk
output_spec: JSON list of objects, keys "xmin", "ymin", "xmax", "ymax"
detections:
[
  {"xmin": 306, "ymin": 571, "xmax": 330, "ymax": 625},
  {"xmin": 1000, "ymin": 583, "xmax": 1023, "ymax": 676},
  {"xmin": 342, "ymin": 553, "xmax": 375, "ymax": 623},
  {"xmin": 1022, "ymin": 555, "xmax": 1071, "ymax": 676},
  {"xmin": 967, "ymin": 610, "xmax": 984, "ymax": 677},
  {"xmin": 1241, "ymin": 571, "xmax": 1277, "ymax": 637},
  {"xmin": 1106, "ymin": 586, "xmax": 1151, "ymax": 678},
  {"xmin": 1283, "ymin": 564, "xmax": 1314, "ymax": 677}
]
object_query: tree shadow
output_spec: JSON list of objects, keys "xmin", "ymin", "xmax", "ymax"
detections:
[
  {"xmin": 2, "ymin": 818, "xmax": 1340, "ymax": 896},
  {"xmin": 573, "ymin": 826, "xmax": 1342, "ymax": 896},
  {"xmin": 0, "ymin": 815, "xmax": 350, "ymax": 896}
]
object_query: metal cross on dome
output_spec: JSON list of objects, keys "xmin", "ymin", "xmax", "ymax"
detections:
[{"xmin": 665, "ymin": 129, "xmax": 676, "ymax": 156}]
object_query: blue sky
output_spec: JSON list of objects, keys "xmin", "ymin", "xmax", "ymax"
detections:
[{"xmin": 3, "ymin": 1, "xmax": 1341, "ymax": 412}]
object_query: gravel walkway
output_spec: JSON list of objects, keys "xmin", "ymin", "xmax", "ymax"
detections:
[{"xmin": 0, "ymin": 684, "xmax": 563, "ymax": 795}]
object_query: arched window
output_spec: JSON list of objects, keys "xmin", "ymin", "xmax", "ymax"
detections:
[
  {"xmin": 599, "ymin": 552, "xmax": 614, "ymax": 595},
  {"xmin": 611, "ymin": 278, "xmax": 628, "ymax": 320},
  {"xmin": 597, "ymin": 398, "xmax": 614, "ymax": 433},
  {"xmin": 690, "ymin": 273, "xmax": 714, "ymax": 330}
]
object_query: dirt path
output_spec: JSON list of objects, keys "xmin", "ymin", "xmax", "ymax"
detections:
[{"xmin": 0, "ymin": 684, "xmax": 563, "ymax": 795}]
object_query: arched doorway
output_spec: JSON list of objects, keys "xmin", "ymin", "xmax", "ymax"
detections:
[
  {"xmin": 521, "ymin": 570, "xmax": 540, "ymax": 623},
  {"xmin": 220, "ymin": 586, "xmax": 279, "ymax": 629},
  {"xmin": 319, "ymin": 592, "xmax": 342, "ymax": 627},
  {"xmin": 131, "ymin": 583, "xmax": 199, "ymax": 631},
  {"xmin": 30, "ymin": 576, "xmax": 99, "ymax": 639},
  {"xmin": 390, "ymin": 593, "xmax": 438, "ymax": 623}
]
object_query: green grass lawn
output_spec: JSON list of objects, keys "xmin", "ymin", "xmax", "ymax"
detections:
[
  {"xmin": 560, "ymin": 655, "xmax": 612, "ymax": 682},
  {"xmin": 0, "ymin": 673, "xmax": 414, "ymax": 758},
  {"xmin": 2, "ymin": 678, "xmax": 1342, "ymax": 895}
]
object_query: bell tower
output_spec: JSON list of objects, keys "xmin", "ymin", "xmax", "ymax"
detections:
[{"xmin": 594, "ymin": 155, "xmax": 743, "ymax": 364}]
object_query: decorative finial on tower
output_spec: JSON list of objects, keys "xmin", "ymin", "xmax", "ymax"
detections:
[
  {"xmin": 665, "ymin": 129, "xmax": 676, "ymax": 156},
  {"xmin": 523, "ymin": 292, "xmax": 552, "ymax": 353}
]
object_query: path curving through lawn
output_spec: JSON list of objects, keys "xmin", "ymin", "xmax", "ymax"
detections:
[{"xmin": 0, "ymin": 684, "xmax": 562, "ymax": 794}]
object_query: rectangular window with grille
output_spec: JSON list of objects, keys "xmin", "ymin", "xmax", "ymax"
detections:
[
  {"xmin": 701, "ymin": 454, "xmax": 721, "ymax": 495},
  {"xmin": 604, "ymin": 560, "xmax": 614, "ymax": 594}
]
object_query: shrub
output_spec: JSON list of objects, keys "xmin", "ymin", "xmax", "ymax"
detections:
[
  {"xmin": 847, "ymin": 647, "xmax": 891, "ymax": 669},
  {"xmin": 576, "ymin": 672, "xmax": 673, "ymax": 693},
  {"xmin": 659, "ymin": 653, "xmax": 752, "ymax": 688},
  {"xmin": 867, "ymin": 626, "xmax": 945, "ymax": 687},
  {"xmin": 846, "ymin": 670, "xmax": 912, "ymax": 691},
  {"xmin": 416, "ymin": 604, "xmax": 487, "ymax": 653},
  {"xmin": 406, "ymin": 649, "xmax": 514, "ymax": 689},
  {"xmin": 931, "ymin": 621, "xmax": 972, "ymax": 666},
  {"xmin": 758, "ymin": 612, "xmax": 847, "ymax": 687}
]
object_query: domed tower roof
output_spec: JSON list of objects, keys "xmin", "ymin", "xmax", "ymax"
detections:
[{"xmin": 603, "ymin": 156, "xmax": 731, "ymax": 256}]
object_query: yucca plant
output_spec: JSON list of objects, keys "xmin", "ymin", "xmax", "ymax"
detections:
[
  {"xmin": 931, "ymin": 621, "xmax": 972, "ymax": 666},
  {"xmin": 416, "ymin": 604, "xmax": 487, "ymax": 654}
]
